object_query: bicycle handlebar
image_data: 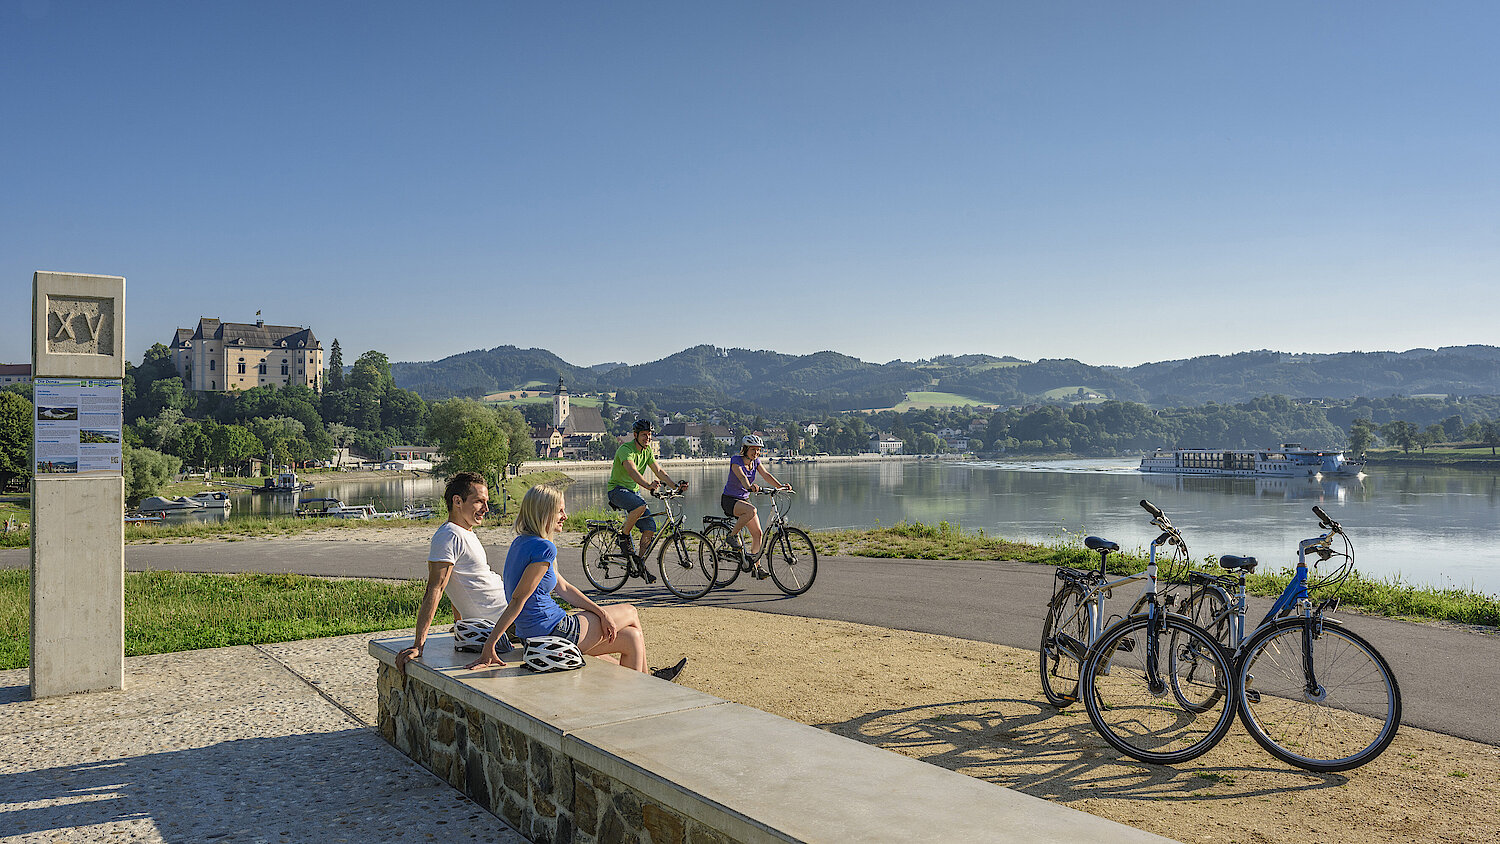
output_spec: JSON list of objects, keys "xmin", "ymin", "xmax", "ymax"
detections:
[
  {"xmin": 1139, "ymin": 499, "xmax": 1164, "ymax": 519},
  {"xmin": 754, "ymin": 487, "xmax": 795, "ymax": 496},
  {"xmin": 1312, "ymin": 505, "xmax": 1341, "ymax": 533}
]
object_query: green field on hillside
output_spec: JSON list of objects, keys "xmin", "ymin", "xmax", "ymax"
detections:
[
  {"xmin": 484, "ymin": 394, "xmax": 603, "ymax": 407},
  {"xmin": 1041, "ymin": 386, "xmax": 1108, "ymax": 402},
  {"xmin": 889, "ymin": 391, "xmax": 993, "ymax": 411}
]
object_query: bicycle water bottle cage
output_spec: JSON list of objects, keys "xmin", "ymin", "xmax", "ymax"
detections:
[{"xmin": 1219, "ymin": 555, "xmax": 1258, "ymax": 572}]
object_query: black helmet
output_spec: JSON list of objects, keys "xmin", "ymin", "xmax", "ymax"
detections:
[{"xmin": 632, "ymin": 419, "xmax": 655, "ymax": 434}]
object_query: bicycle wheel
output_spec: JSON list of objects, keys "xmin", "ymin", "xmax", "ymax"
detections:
[
  {"xmin": 1082, "ymin": 615, "xmax": 1236, "ymax": 765},
  {"xmin": 658, "ymin": 530, "xmax": 716, "ymax": 600},
  {"xmin": 1237, "ymin": 619, "xmax": 1401, "ymax": 772},
  {"xmin": 1179, "ymin": 586, "xmax": 1231, "ymax": 645},
  {"xmin": 701, "ymin": 523, "xmax": 744, "ymax": 588},
  {"xmin": 581, "ymin": 527, "xmax": 629, "ymax": 593},
  {"xmin": 1039, "ymin": 585, "xmax": 1087, "ymax": 707},
  {"xmin": 766, "ymin": 527, "xmax": 818, "ymax": 596},
  {"xmin": 1168, "ymin": 587, "xmax": 1231, "ymax": 712}
]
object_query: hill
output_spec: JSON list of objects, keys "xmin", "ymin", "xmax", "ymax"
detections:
[{"xmin": 391, "ymin": 344, "xmax": 1500, "ymax": 412}]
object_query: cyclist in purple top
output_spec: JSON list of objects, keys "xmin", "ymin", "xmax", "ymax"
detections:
[{"xmin": 721, "ymin": 434, "xmax": 791, "ymax": 577}]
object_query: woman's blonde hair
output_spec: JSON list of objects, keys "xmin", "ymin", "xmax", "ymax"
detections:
[{"xmin": 515, "ymin": 484, "xmax": 565, "ymax": 538}]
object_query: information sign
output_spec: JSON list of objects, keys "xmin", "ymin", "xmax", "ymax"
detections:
[{"xmin": 33, "ymin": 377, "xmax": 124, "ymax": 475}]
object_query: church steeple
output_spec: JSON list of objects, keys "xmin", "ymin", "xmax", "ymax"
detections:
[{"xmin": 553, "ymin": 375, "xmax": 570, "ymax": 428}]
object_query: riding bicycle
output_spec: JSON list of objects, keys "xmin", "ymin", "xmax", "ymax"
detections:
[
  {"xmin": 579, "ymin": 484, "xmax": 717, "ymax": 600},
  {"xmin": 1041, "ymin": 500, "xmax": 1238, "ymax": 765},
  {"xmin": 1165, "ymin": 506, "xmax": 1401, "ymax": 772},
  {"xmin": 701, "ymin": 488, "xmax": 818, "ymax": 596}
]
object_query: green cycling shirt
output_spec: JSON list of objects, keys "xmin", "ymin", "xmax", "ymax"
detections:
[{"xmin": 608, "ymin": 441, "xmax": 657, "ymax": 492}]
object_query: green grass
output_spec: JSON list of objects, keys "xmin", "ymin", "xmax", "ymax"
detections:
[
  {"xmin": 484, "ymin": 394, "xmax": 602, "ymax": 408},
  {"xmin": 887, "ymin": 391, "xmax": 994, "ymax": 411},
  {"xmin": 1040, "ymin": 386, "xmax": 1107, "ymax": 402},
  {"xmin": 815, "ymin": 520, "xmax": 1500, "ymax": 628},
  {"xmin": 0, "ymin": 568, "xmax": 441, "ymax": 671}
]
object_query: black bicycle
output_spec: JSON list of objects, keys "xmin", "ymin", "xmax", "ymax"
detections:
[
  {"xmin": 701, "ymin": 489, "xmax": 818, "ymax": 596},
  {"xmin": 579, "ymin": 485, "xmax": 717, "ymax": 600}
]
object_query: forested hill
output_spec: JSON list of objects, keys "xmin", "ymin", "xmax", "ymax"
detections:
[{"xmin": 391, "ymin": 344, "xmax": 1500, "ymax": 409}]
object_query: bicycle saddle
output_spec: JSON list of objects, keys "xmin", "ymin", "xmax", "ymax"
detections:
[
  {"xmin": 1084, "ymin": 536, "xmax": 1119, "ymax": 553},
  {"xmin": 1219, "ymin": 554, "xmax": 1258, "ymax": 572}
]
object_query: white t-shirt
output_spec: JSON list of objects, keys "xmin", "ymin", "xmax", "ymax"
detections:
[{"xmin": 428, "ymin": 521, "xmax": 509, "ymax": 621}]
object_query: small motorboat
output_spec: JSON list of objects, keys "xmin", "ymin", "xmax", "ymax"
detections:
[
  {"xmin": 295, "ymin": 497, "xmax": 377, "ymax": 519},
  {"xmin": 137, "ymin": 496, "xmax": 205, "ymax": 513},
  {"xmin": 188, "ymin": 490, "xmax": 232, "ymax": 509}
]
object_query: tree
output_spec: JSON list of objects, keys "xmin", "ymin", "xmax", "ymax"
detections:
[
  {"xmin": 427, "ymin": 399, "xmax": 512, "ymax": 484},
  {"xmin": 138, "ymin": 408, "xmax": 186, "ymax": 451},
  {"xmin": 1380, "ymin": 420, "xmax": 1418, "ymax": 455},
  {"xmin": 1347, "ymin": 419, "xmax": 1375, "ymax": 456},
  {"xmin": 327, "ymin": 339, "xmax": 345, "ymax": 392},
  {"xmin": 348, "ymin": 350, "xmax": 394, "ymax": 395},
  {"xmin": 1484, "ymin": 422, "xmax": 1500, "ymax": 456},
  {"xmin": 0, "ymin": 391, "xmax": 33, "ymax": 488},
  {"xmin": 124, "ymin": 444, "xmax": 181, "ymax": 505},
  {"xmin": 209, "ymin": 424, "xmax": 262, "ymax": 473}
]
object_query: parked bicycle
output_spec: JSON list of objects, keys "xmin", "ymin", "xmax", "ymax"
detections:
[
  {"xmin": 1040, "ymin": 501, "xmax": 1237, "ymax": 764},
  {"xmin": 701, "ymin": 489, "xmax": 818, "ymax": 596},
  {"xmin": 1164, "ymin": 506, "xmax": 1401, "ymax": 772},
  {"xmin": 579, "ymin": 485, "xmax": 717, "ymax": 600}
]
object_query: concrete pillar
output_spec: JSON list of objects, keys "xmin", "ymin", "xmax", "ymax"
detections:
[{"xmin": 30, "ymin": 271, "xmax": 127, "ymax": 698}]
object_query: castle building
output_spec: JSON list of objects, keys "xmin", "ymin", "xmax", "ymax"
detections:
[{"xmin": 168, "ymin": 317, "xmax": 323, "ymax": 393}]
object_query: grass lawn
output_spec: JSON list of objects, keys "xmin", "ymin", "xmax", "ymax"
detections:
[
  {"xmin": 1040, "ymin": 386, "xmax": 1108, "ymax": 402},
  {"xmin": 0, "ymin": 568, "xmax": 440, "ymax": 671}
]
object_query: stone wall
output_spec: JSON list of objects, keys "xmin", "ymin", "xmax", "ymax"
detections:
[{"xmin": 377, "ymin": 663, "xmax": 733, "ymax": 844}]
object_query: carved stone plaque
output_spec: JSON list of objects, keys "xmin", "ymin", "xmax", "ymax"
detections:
[{"xmin": 45, "ymin": 295, "xmax": 116, "ymax": 355}]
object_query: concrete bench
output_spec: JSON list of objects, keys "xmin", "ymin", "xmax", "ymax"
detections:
[{"xmin": 371, "ymin": 634, "xmax": 1172, "ymax": 844}]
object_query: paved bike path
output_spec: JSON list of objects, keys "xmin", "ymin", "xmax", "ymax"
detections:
[{"xmin": 4, "ymin": 542, "xmax": 1496, "ymax": 747}]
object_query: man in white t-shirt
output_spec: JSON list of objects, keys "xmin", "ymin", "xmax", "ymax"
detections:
[{"xmin": 397, "ymin": 471, "xmax": 509, "ymax": 674}]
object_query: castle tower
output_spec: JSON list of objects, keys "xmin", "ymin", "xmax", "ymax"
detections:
[{"xmin": 553, "ymin": 375, "xmax": 570, "ymax": 428}]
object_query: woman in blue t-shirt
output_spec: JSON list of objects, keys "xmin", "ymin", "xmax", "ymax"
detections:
[
  {"xmin": 721, "ymin": 435, "xmax": 791, "ymax": 575},
  {"xmin": 464, "ymin": 484, "xmax": 685, "ymax": 681}
]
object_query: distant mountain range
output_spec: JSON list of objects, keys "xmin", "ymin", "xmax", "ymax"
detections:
[{"xmin": 390, "ymin": 344, "xmax": 1500, "ymax": 412}]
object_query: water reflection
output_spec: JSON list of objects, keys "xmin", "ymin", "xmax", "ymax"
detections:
[{"xmin": 210, "ymin": 460, "xmax": 1500, "ymax": 595}]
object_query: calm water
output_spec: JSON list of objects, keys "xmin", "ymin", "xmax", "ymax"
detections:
[{"xmin": 208, "ymin": 459, "xmax": 1500, "ymax": 596}]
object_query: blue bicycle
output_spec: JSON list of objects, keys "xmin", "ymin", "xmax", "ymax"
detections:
[{"xmin": 1166, "ymin": 505, "xmax": 1401, "ymax": 772}]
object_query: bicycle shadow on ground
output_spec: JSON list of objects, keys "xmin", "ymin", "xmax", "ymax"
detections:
[{"xmin": 815, "ymin": 697, "xmax": 1349, "ymax": 804}]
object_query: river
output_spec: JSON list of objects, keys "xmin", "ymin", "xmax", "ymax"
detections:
[{"xmin": 208, "ymin": 458, "xmax": 1500, "ymax": 597}]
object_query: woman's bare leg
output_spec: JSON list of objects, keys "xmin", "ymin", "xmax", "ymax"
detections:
[
  {"xmin": 732, "ymin": 500, "xmax": 764, "ymax": 555},
  {"xmin": 576, "ymin": 605, "xmax": 646, "ymax": 672}
]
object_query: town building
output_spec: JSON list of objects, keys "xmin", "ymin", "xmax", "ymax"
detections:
[
  {"xmin": 0, "ymin": 364, "xmax": 32, "ymax": 385},
  {"xmin": 869, "ymin": 433, "xmax": 904, "ymax": 455},
  {"xmin": 168, "ymin": 317, "xmax": 324, "ymax": 393},
  {"xmin": 531, "ymin": 377, "xmax": 609, "ymax": 459}
]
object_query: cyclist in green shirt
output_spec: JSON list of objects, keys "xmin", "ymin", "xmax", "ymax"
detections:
[{"xmin": 607, "ymin": 419, "xmax": 686, "ymax": 559}]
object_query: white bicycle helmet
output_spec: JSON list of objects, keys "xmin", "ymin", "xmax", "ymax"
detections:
[
  {"xmin": 742, "ymin": 434, "xmax": 764, "ymax": 448},
  {"xmin": 453, "ymin": 618, "xmax": 510, "ymax": 653},
  {"xmin": 522, "ymin": 635, "xmax": 586, "ymax": 672}
]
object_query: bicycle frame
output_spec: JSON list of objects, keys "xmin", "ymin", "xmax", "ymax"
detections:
[
  {"xmin": 589, "ymin": 491, "xmax": 687, "ymax": 564},
  {"xmin": 705, "ymin": 489, "xmax": 792, "ymax": 564}
]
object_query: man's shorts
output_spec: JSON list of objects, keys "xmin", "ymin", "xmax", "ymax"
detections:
[
  {"xmin": 607, "ymin": 487, "xmax": 657, "ymax": 532},
  {"xmin": 549, "ymin": 612, "xmax": 582, "ymax": 644}
]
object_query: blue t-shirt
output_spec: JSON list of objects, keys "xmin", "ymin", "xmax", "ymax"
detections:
[{"xmin": 502, "ymin": 534, "xmax": 567, "ymax": 638}]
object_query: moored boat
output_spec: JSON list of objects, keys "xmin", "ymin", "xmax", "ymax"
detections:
[
  {"xmin": 295, "ymin": 497, "xmax": 377, "ymax": 519},
  {"xmin": 188, "ymin": 490, "xmax": 232, "ymax": 509},
  {"xmin": 1139, "ymin": 443, "xmax": 1363, "ymax": 478},
  {"xmin": 138, "ymin": 495, "xmax": 205, "ymax": 512}
]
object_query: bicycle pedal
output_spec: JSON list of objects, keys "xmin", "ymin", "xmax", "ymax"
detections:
[
  {"xmin": 1244, "ymin": 689, "xmax": 1262, "ymax": 704},
  {"xmin": 644, "ymin": 573, "xmax": 657, "ymax": 584}
]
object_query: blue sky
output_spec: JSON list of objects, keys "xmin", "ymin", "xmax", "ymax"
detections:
[{"xmin": 4, "ymin": 1, "xmax": 1496, "ymax": 371}]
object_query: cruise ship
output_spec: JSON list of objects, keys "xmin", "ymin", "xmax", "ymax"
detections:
[{"xmin": 1138, "ymin": 444, "xmax": 1363, "ymax": 477}]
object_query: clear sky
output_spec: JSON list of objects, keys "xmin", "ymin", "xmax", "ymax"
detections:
[{"xmin": 4, "ymin": 1, "xmax": 1496, "ymax": 371}]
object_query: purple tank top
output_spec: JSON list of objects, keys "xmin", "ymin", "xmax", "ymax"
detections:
[{"xmin": 723, "ymin": 455, "xmax": 759, "ymax": 499}]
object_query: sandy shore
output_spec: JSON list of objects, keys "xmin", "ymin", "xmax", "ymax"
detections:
[{"xmin": 140, "ymin": 525, "xmax": 1500, "ymax": 843}]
